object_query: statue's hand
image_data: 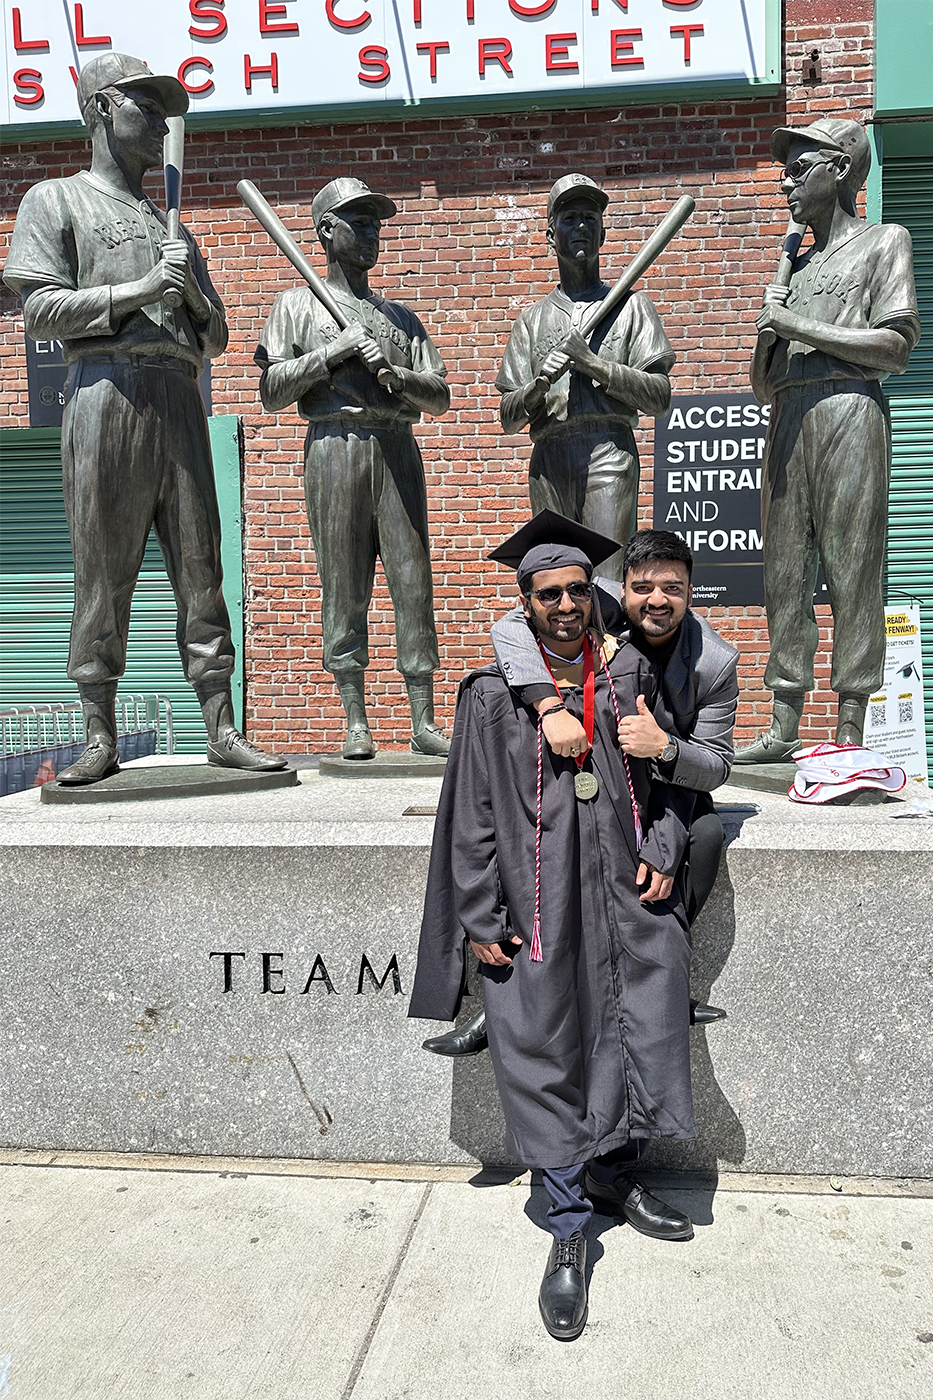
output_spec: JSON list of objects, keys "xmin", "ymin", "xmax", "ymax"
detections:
[
  {"xmin": 756, "ymin": 302, "xmax": 798, "ymax": 340},
  {"xmin": 137, "ymin": 240, "xmax": 188, "ymax": 303},
  {"xmin": 325, "ymin": 322, "xmax": 371, "ymax": 368},
  {"xmin": 537, "ymin": 348, "xmax": 572, "ymax": 386},
  {"xmin": 762, "ymin": 284, "xmax": 791, "ymax": 307},
  {"xmin": 561, "ymin": 327, "xmax": 599, "ymax": 373},
  {"xmin": 356, "ymin": 332, "xmax": 403, "ymax": 389}
]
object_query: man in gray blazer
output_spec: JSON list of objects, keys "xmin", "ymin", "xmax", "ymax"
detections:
[{"xmin": 424, "ymin": 524, "xmax": 738, "ymax": 1057}]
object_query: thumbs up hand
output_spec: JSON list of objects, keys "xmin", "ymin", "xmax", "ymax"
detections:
[{"xmin": 617, "ymin": 694, "xmax": 669, "ymax": 759}]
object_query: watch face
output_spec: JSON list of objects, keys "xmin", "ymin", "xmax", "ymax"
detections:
[{"xmin": 661, "ymin": 739, "xmax": 677, "ymax": 761}]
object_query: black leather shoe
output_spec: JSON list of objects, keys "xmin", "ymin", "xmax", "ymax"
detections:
[
  {"xmin": 584, "ymin": 1172, "xmax": 694, "ymax": 1241},
  {"xmin": 538, "ymin": 1233, "xmax": 587, "ymax": 1340},
  {"xmin": 56, "ymin": 742, "xmax": 119, "ymax": 785},
  {"xmin": 690, "ymin": 1001, "xmax": 727, "ymax": 1025},
  {"xmin": 422, "ymin": 1008, "xmax": 488, "ymax": 1057}
]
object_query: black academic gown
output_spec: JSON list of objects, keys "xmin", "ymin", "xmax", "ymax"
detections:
[{"xmin": 409, "ymin": 640, "xmax": 697, "ymax": 1169}]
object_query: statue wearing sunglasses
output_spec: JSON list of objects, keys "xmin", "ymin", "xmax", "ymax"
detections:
[{"xmin": 737, "ymin": 119, "xmax": 920, "ymax": 764}]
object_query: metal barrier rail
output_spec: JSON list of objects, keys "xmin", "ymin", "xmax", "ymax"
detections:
[{"xmin": 0, "ymin": 694, "xmax": 174, "ymax": 758}]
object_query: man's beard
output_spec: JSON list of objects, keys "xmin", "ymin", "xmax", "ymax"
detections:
[
  {"xmin": 535, "ymin": 611, "xmax": 588, "ymax": 643},
  {"xmin": 624, "ymin": 602, "xmax": 679, "ymax": 639}
]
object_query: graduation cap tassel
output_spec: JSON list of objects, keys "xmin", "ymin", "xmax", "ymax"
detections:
[{"xmin": 530, "ymin": 714, "xmax": 544, "ymax": 962}]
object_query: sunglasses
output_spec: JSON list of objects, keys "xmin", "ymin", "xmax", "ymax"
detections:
[
  {"xmin": 528, "ymin": 582, "xmax": 591, "ymax": 605},
  {"xmin": 782, "ymin": 153, "xmax": 838, "ymax": 185}
]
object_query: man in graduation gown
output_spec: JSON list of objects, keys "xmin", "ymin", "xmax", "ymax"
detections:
[
  {"xmin": 409, "ymin": 517, "xmax": 697, "ymax": 1341},
  {"xmin": 423, "ymin": 521, "xmax": 736, "ymax": 1059}
]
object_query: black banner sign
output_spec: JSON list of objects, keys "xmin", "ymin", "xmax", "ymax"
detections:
[
  {"xmin": 653, "ymin": 393, "xmax": 770, "ymax": 607},
  {"xmin": 24, "ymin": 334, "xmax": 67, "ymax": 427}
]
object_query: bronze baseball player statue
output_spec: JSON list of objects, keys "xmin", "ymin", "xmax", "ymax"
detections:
[
  {"xmin": 2, "ymin": 53, "xmax": 285, "ymax": 783},
  {"xmin": 736, "ymin": 119, "xmax": 920, "ymax": 762},
  {"xmin": 495, "ymin": 174, "xmax": 677, "ymax": 582},
  {"xmin": 254, "ymin": 177, "xmax": 451, "ymax": 760}
]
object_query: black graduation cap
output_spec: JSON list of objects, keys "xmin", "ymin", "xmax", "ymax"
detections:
[{"xmin": 488, "ymin": 510, "xmax": 623, "ymax": 590}]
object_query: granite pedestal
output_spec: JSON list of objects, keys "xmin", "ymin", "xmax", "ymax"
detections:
[{"xmin": 1, "ymin": 759, "xmax": 931, "ymax": 1178}]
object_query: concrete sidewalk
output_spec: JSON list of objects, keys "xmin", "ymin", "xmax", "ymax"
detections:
[{"xmin": 1, "ymin": 1151, "xmax": 930, "ymax": 1400}]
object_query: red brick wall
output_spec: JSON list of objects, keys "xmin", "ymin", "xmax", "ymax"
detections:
[{"xmin": 0, "ymin": 1, "xmax": 875, "ymax": 754}]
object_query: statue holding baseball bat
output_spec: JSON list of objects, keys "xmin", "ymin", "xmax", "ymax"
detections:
[
  {"xmin": 249, "ymin": 176, "xmax": 451, "ymax": 760},
  {"xmin": 496, "ymin": 175, "xmax": 693, "ymax": 582},
  {"xmin": 736, "ymin": 119, "xmax": 921, "ymax": 762},
  {"xmin": 3, "ymin": 52, "xmax": 285, "ymax": 782}
]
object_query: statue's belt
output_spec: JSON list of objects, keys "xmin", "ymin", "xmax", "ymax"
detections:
[
  {"xmin": 773, "ymin": 378, "xmax": 880, "ymax": 400},
  {"xmin": 76, "ymin": 353, "xmax": 198, "ymax": 378}
]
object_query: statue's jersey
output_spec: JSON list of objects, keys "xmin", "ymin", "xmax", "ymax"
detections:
[
  {"xmin": 495, "ymin": 287, "xmax": 674, "ymax": 439},
  {"xmin": 2, "ymin": 172, "xmax": 227, "ymax": 370},
  {"xmin": 255, "ymin": 284, "xmax": 447, "ymax": 430},
  {"xmin": 764, "ymin": 220, "xmax": 921, "ymax": 395}
]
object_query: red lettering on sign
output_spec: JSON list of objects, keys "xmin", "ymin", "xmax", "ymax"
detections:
[
  {"xmin": 478, "ymin": 37, "xmax": 513, "ymax": 77},
  {"xmin": 510, "ymin": 0, "xmax": 557, "ymax": 15},
  {"xmin": 671, "ymin": 23, "xmax": 703, "ymax": 63},
  {"xmin": 359, "ymin": 44, "xmax": 390, "ymax": 83},
  {"xmin": 611, "ymin": 28, "xmax": 643, "ymax": 67},
  {"xmin": 12, "ymin": 8, "xmax": 49, "ymax": 52},
  {"xmin": 178, "ymin": 56, "xmax": 215, "ymax": 95},
  {"xmin": 13, "ymin": 68, "xmax": 44, "ymax": 106},
  {"xmin": 73, "ymin": 4, "xmax": 111, "ymax": 48},
  {"xmin": 259, "ymin": 0, "xmax": 298, "ymax": 35},
  {"xmin": 69, "ymin": 66, "xmax": 79, "ymax": 87},
  {"xmin": 466, "ymin": 2, "xmax": 475, "ymax": 19},
  {"xmin": 413, "ymin": 0, "xmax": 421, "ymax": 21},
  {"xmin": 244, "ymin": 52, "xmax": 279, "ymax": 91},
  {"xmin": 545, "ymin": 33, "xmax": 578, "ymax": 73},
  {"xmin": 327, "ymin": 0, "xmax": 371, "ymax": 30},
  {"xmin": 189, "ymin": 0, "xmax": 227, "ymax": 40},
  {"xmin": 416, "ymin": 41, "xmax": 450, "ymax": 81}
]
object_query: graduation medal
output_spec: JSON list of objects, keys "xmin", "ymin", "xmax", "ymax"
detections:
[
  {"xmin": 573, "ymin": 639, "xmax": 598, "ymax": 800},
  {"xmin": 574, "ymin": 770, "xmax": 599, "ymax": 800}
]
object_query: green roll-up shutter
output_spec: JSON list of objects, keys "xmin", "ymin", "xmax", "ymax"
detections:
[
  {"xmin": 0, "ymin": 417, "xmax": 244, "ymax": 754},
  {"xmin": 883, "ymin": 150, "xmax": 933, "ymax": 773}
]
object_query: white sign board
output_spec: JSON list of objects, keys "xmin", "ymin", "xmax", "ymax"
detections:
[
  {"xmin": 3, "ymin": 0, "xmax": 776, "ymax": 131},
  {"xmin": 863, "ymin": 605, "xmax": 929, "ymax": 784}
]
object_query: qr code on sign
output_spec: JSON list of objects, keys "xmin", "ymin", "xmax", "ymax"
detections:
[
  {"xmin": 870, "ymin": 702, "xmax": 886, "ymax": 727},
  {"xmin": 899, "ymin": 698, "xmax": 913, "ymax": 724}
]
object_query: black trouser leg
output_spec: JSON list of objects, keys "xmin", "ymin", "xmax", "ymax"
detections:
[{"xmin": 683, "ymin": 793, "xmax": 724, "ymax": 927}]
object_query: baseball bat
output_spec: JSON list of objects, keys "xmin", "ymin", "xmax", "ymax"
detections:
[
  {"xmin": 758, "ymin": 215, "xmax": 807, "ymax": 349},
  {"xmin": 537, "ymin": 195, "xmax": 695, "ymax": 387},
  {"xmin": 237, "ymin": 178, "xmax": 395, "ymax": 387},
  {"xmin": 580, "ymin": 193, "xmax": 696, "ymax": 340},
  {"xmin": 162, "ymin": 116, "xmax": 185, "ymax": 310}
]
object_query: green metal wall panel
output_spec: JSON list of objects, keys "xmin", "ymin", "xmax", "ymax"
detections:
[
  {"xmin": 0, "ymin": 417, "xmax": 244, "ymax": 754},
  {"xmin": 882, "ymin": 148, "xmax": 933, "ymax": 772},
  {"xmin": 875, "ymin": 0, "xmax": 933, "ymax": 120}
]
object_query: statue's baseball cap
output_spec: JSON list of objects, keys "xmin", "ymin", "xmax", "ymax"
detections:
[
  {"xmin": 769, "ymin": 118, "xmax": 872, "ymax": 191},
  {"xmin": 311, "ymin": 178, "xmax": 398, "ymax": 230},
  {"xmin": 547, "ymin": 173, "xmax": 609, "ymax": 221},
  {"xmin": 76, "ymin": 53, "xmax": 189, "ymax": 121}
]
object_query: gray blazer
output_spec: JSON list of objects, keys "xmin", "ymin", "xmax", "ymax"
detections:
[{"xmin": 490, "ymin": 581, "xmax": 739, "ymax": 793}]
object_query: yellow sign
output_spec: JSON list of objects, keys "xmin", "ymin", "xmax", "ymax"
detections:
[{"xmin": 885, "ymin": 612, "xmax": 919, "ymax": 637}]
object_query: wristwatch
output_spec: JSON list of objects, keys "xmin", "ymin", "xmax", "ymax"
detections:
[{"xmin": 658, "ymin": 734, "xmax": 678, "ymax": 763}]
